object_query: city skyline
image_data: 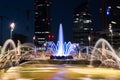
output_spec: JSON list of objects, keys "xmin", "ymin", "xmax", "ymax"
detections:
[{"xmin": 0, "ymin": 0, "xmax": 101, "ymax": 44}]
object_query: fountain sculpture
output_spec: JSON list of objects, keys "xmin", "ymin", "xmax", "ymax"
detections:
[
  {"xmin": 0, "ymin": 23, "xmax": 120, "ymax": 69},
  {"xmin": 0, "ymin": 39, "xmax": 35, "ymax": 68},
  {"xmin": 45, "ymin": 23, "xmax": 79, "ymax": 59},
  {"xmin": 45, "ymin": 23, "xmax": 120, "ymax": 68}
]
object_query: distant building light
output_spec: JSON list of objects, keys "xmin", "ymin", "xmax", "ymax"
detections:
[
  {"xmin": 106, "ymin": 6, "xmax": 111, "ymax": 15},
  {"xmin": 48, "ymin": 22, "xmax": 50, "ymax": 25},
  {"xmin": 83, "ymin": 13, "xmax": 86, "ymax": 15},
  {"xmin": 47, "ymin": 4, "xmax": 50, "ymax": 6},
  {"xmin": 83, "ymin": 20, "xmax": 92, "ymax": 23},
  {"xmin": 117, "ymin": 6, "xmax": 120, "ymax": 9},
  {"xmin": 35, "ymin": 31, "xmax": 50, "ymax": 34},
  {"xmin": 106, "ymin": 11, "xmax": 110, "ymax": 15},
  {"xmin": 84, "ymin": 28, "xmax": 89, "ymax": 30},
  {"xmin": 91, "ymin": 28, "xmax": 93, "ymax": 30},
  {"xmin": 76, "ymin": 18, "xmax": 79, "ymax": 20},
  {"xmin": 38, "ymin": 38, "xmax": 45, "ymax": 40},
  {"xmin": 35, "ymin": 12, "xmax": 38, "ymax": 14},
  {"xmin": 42, "ymin": 19, "xmax": 45, "ymax": 21},
  {"xmin": 74, "ymin": 21, "xmax": 78, "ymax": 23},
  {"xmin": 99, "ymin": 8, "xmax": 102, "ymax": 13},
  {"xmin": 35, "ymin": 32, "xmax": 41, "ymax": 34},
  {"xmin": 111, "ymin": 21, "xmax": 117, "ymax": 24},
  {"xmin": 45, "ymin": 31, "xmax": 50, "ymax": 33},
  {"xmin": 76, "ymin": 14, "xmax": 79, "ymax": 16},
  {"xmin": 38, "ymin": 41, "xmax": 45, "ymax": 43},
  {"xmin": 108, "ymin": 6, "xmax": 111, "ymax": 9},
  {"xmin": 38, "ymin": 4, "xmax": 43, "ymax": 6}
]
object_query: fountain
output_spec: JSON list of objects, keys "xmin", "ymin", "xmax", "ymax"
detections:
[
  {"xmin": 1, "ymin": 24, "xmax": 120, "ymax": 79},
  {"xmin": 90, "ymin": 38, "xmax": 120, "ymax": 68},
  {"xmin": 44, "ymin": 23, "xmax": 120, "ymax": 68},
  {"xmin": 0, "ymin": 39, "xmax": 35, "ymax": 68},
  {"xmin": 45, "ymin": 23, "xmax": 79, "ymax": 60}
]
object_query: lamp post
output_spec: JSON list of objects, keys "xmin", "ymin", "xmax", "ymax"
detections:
[
  {"xmin": 10, "ymin": 22, "xmax": 15, "ymax": 39},
  {"xmin": 88, "ymin": 36, "xmax": 91, "ymax": 47},
  {"xmin": 109, "ymin": 24, "xmax": 113, "ymax": 46},
  {"xmin": 33, "ymin": 35, "xmax": 36, "ymax": 43},
  {"xmin": 33, "ymin": 36, "xmax": 37, "ymax": 57}
]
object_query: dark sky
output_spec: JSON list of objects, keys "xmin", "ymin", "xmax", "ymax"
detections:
[
  {"xmin": 0, "ymin": 0, "xmax": 101, "ymax": 43},
  {"xmin": 0, "ymin": 0, "xmax": 34, "ymax": 43},
  {"xmin": 52, "ymin": 0, "xmax": 101, "ymax": 42}
]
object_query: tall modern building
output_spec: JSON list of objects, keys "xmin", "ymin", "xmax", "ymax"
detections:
[
  {"xmin": 34, "ymin": 0, "xmax": 52, "ymax": 50},
  {"xmin": 73, "ymin": 2, "xmax": 93, "ymax": 46},
  {"xmin": 100, "ymin": 0, "xmax": 120, "ymax": 48}
]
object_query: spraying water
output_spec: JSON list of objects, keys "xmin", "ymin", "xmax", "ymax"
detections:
[{"xmin": 57, "ymin": 23, "xmax": 65, "ymax": 56}]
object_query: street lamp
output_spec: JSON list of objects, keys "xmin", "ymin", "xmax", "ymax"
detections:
[
  {"xmin": 33, "ymin": 35, "xmax": 36, "ymax": 43},
  {"xmin": 33, "ymin": 35, "xmax": 37, "ymax": 57},
  {"xmin": 109, "ymin": 24, "xmax": 113, "ymax": 46},
  {"xmin": 88, "ymin": 36, "xmax": 91, "ymax": 47},
  {"xmin": 10, "ymin": 22, "xmax": 15, "ymax": 39}
]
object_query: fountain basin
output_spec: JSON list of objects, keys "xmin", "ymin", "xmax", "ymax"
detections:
[{"xmin": 50, "ymin": 55, "xmax": 73, "ymax": 60}]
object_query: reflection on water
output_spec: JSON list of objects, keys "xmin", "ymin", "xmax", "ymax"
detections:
[{"xmin": 0, "ymin": 64, "xmax": 120, "ymax": 80}]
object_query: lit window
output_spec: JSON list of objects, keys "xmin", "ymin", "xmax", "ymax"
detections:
[
  {"xmin": 117, "ymin": 6, "xmax": 120, "ymax": 9},
  {"xmin": 76, "ymin": 18, "xmax": 79, "ymax": 20},
  {"xmin": 111, "ymin": 21, "xmax": 117, "ymax": 24},
  {"xmin": 42, "ymin": 19, "xmax": 45, "ymax": 21},
  {"xmin": 74, "ymin": 21, "xmax": 78, "ymax": 23},
  {"xmin": 79, "ymin": 19, "xmax": 82, "ymax": 22},
  {"xmin": 48, "ymin": 22, "xmax": 50, "ymax": 25},
  {"xmin": 38, "ymin": 38, "xmax": 45, "ymax": 40},
  {"xmin": 47, "ymin": 4, "xmax": 50, "ymax": 6},
  {"xmin": 83, "ymin": 12, "xmax": 86, "ymax": 15},
  {"xmin": 35, "ymin": 32, "xmax": 41, "ymax": 34},
  {"xmin": 106, "ymin": 6, "xmax": 111, "ymax": 15},
  {"xmin": 84, "ymin": 20, "xmax": 92, "ymax": 23},
  {"xmin": 45, "ymin": 31, "xmax": 50, "ymax": 33},
  {"xmin": 35, "ymin": 12, "xmax": 38, "ymax": 14},
  {"xmin": 108, "ymin": 6, "xmax": 111, "ymax": 9},
  {"xmin": 91, "ymin": 28, "xmax": 93, "ymax": 30},
  {"xmin": 38, "ymin": 41, "xmax": 45, "ymax": 43},
  {"xmin": 76, "ymin": 14, "xmax": 79, "ymax": 16},
  {"xmin": 38, "ymin": 4, "xmax": 43, "ymax": 6},
  {"xmin": 84, "ymin": 28, "xmax": 89, "ymax": 30}
]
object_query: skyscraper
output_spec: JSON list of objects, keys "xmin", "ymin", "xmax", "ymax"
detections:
[
  {"xmin": 34, "ymin": 0, "xmax": 52, "ymax": 50},
  {"xmin": 100, "ymin": 0, "xmax": 120, "ymax": 48},
  {"xmin": 73, "ymin": 2, "xmax": 93, "ymax": 46}
]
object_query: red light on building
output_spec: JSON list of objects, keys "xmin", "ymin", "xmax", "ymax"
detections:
[
  {"xmin": 48, "ymin": 34, "xmax": 51, "ymax": 38},
  {"xmin": 48, "ymin": 34, "xmax": 54, "ymax": 39},
  {"xmin": 52, "ymin": 35, "xmax": 54, "ymax": 38}
]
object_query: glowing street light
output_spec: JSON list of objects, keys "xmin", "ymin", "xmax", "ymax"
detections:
[
  {"xmin": 33, "ymin": 35, "xmax": 36, "ymax": 41},
  {"xmin": 88, "ymin": 36, "xmax": 91, "ymax": 46},
  {"xmin": 109, "ymin": 24, "xmax": 113, "ymax": 46},
  {"xmin": 10, "ymin": 22, "xmax": 15, "ymax": 39}
]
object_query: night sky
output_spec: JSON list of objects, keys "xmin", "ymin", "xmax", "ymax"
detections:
[
  {"xmin": 52, "ymin": 0, "xmax": 87, "ymax": 42},
  {"xmin": 0, "ymin": 0, "xmax": 101, "ymax": 43},
  {"xmin": 52, "ymin": 0, "xmax": 101, "ymax": 42},
  {"xmin": 0, "ymin": 0, "xmax": 34, "ymax": 43}
]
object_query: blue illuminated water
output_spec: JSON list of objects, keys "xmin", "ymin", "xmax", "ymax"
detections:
[
  {"xmin": 57, "ymin": 24, "xmax": 65, "ymax": 56},
  {"xmin": 46, "ymin": 23, "xmax": 79, "ymax": 57}
]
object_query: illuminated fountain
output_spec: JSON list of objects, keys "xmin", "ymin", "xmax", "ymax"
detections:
[
  {"xmin": 45, "ymin": 23, "xmax": 120, "ymax": 68},
  {"xmin": 45, "ymin": 23, "xmax": 79, "ymax": 59},
  {"xmin": 89, "ymin": 38, "xmax": 120, "ymax": 68},
  {"xmin": 0, "ymin": 24, "xmax": 120, "ymax": 69},
  {"xmin": 0, "ymin": 39, "xmax": 35, "ymax": 68}
]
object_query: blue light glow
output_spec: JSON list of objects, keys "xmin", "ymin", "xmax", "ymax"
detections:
[{"xmin": 106, "ymin": 6, "xmax": 110, "ymax": 15}]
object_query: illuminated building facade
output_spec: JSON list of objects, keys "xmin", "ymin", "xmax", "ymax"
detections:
[
  {"xmin": 73, "ymin": 2, "xmax": 93, "ymax": 46},
  {"xmin": 34, "ymin": 0, "xmax": 52, "ymax": 50}
]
